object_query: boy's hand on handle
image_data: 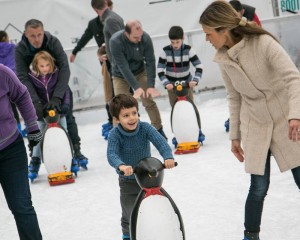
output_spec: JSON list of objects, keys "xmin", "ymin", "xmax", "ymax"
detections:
[
  {"xmin": 288, "ymin": 119, "xmax": 300, "ymax": 142},
  {"xmin": 231, "ymin": 139, "xmax": 244, "ymax": 162},
  {"xmin": 164, "ymin": 159, "xmax": 175, "ymax": 169},
  {"xmin": 189, "ymin": 81, "xmax": 197, "ymax": 89},
  {"xmin": 146, "ymin": 88, "xmax": 160, "ymax": 98},
  {"xmin": 119, "ymin": 165, "xmax": 134, "ymax": 176},
  {"xmin": 166, "ymin": 84, "xmax": 173, "ymax": 91}
]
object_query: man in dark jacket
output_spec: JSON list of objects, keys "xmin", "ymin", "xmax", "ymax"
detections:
[
  {"xmin": 91, "ymin": 0, "xmax": 124, "ymax": 64},
  {"xmin": 14, "ymin": 19, "xmax": 88, "ymax": 169},
  {"xmin": 69, "ymin": 0, "xmax": 113, "ymax": 63},
  {"xmin": 69, "ymin": 17, "xmax": 105, "ymax": 63},
  {"xmin": 69, "ymin": 1, "xmax": 114, "ymax": 131}
]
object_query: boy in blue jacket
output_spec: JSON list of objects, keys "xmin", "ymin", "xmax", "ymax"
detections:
[{"xmin": 107, "ymin": 93, "xmax": 175, "ymax": 240}]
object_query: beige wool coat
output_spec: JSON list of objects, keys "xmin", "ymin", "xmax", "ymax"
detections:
[{"xmin": 214, "ymin": 34, "xmax": 300, "ymax": 175}]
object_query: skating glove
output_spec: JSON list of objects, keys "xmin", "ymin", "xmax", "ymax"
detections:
[
  {"xmin": 27, "ymin": 129, "xmax": 43, "ymax": 156},
  {"xmin": 60, "ymin": 104, "xmax": 70, "ymax": 115},
  {"xmin": 46, "ymin": 97, "xmax": 61, "ymax": 112},
  {"xmin": 33, "ymin": 101, "xmax": 44, "ymax": 121}
]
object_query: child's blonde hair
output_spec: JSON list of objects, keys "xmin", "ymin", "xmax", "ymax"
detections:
[{"xmin": 31, "ymin": 51, "xmax": 55, "ymax": 76}]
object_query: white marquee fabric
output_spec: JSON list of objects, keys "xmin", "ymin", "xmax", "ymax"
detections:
[{"xmin": 1, "ymin": 0, "xmax": 299, "ymax": 110}]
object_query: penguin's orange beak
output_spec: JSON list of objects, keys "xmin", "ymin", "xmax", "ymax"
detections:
[
  {"xmin": 48, "ymin": 110, "xmax": 56, "ymax": 117},
  {"xmin": 176, "ymin": 85, "xmax": 183, "ymax": 91}
]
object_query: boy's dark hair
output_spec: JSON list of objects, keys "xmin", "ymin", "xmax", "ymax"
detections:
[
  {"xmin": 25, "ymin": 19, "xmax": 43, "ymax": 30},
  {"xmin": 229, "ymin": 0, "xmax": 243, "ymax": 12},
  {"xmin": 168, "ymin": 26, "xmax": 184, "ymax": 40},
  {"xmin": 91, "ymin": 0, "xmax": 106, "ymax": 10},
  {"xmin": 109, "ymin": 94, "xmax": 139, "ymax": 119},
  {"xmin": 0, "ymin": 30, "xmax": 8, "ymax": 42}
]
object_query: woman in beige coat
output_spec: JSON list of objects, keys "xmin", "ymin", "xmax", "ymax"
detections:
[{"xmin": 199, "ymin": 1, "xmax": 300, "ymax": 240}]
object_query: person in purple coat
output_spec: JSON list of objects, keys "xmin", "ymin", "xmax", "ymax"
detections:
[
  {"xmin": 0, "ymin": 30, "xmax": 24, "ymax": 133},
  {"xmin": 27, "ymin": 51, "xmax": 78, "ymax": 180},
  {"xmin": 0, "ymin": 30, "xmax": 16, "ymax": 72},
  {"xmin": 0, "ymin": 64, "xmax": 43, "ymax": 240}
]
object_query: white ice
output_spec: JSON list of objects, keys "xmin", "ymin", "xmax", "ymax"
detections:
[{"xmin": 0, "ymin": 89, "xmax": 299, "ymax": 240}]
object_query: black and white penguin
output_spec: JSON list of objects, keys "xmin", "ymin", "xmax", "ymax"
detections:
[
  {"xmin": 41, "ymin": 109, "xmax": 76, "ymax": 185},
  {"xmin": 130, "ymin": 157, "xmax": 185, "ymax": 240},
  {"xmin": 170, "ymin": 80, "xmax": 202, "ymax": 154}
]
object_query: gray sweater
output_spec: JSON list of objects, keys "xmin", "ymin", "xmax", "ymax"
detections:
[
  {"xmin": 102, "ymin": 8, "xmax": 124, "ymax": 62},
  {"xmin": 109, "ymin": 30, "xmax": 156, "ymax": 90}
]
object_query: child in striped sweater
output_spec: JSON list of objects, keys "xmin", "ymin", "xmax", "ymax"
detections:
[
  {"xmin": 157, "ymin": 25, "xmax": 203, "ymax": 107},
  {"xmin": 157, "ymin": 26, "xmax": 205, "ymax": 145}
]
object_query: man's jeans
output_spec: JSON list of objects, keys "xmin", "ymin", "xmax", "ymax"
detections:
[
  {"xmin": 0, "ymin": 135, "xmax": 42, "ymax": 240},
  {"xmin": 245, "ymin": 151, "xmax": 300, "ymax": 232}
]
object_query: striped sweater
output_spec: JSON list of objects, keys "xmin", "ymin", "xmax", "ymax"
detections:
[
  {"xmin": 157, "ymin": 44, "xmax": 203, "ymax": 86},
  {"xmin": 107, "ymin": 121, "xmax": 173, "ymax": 179}
]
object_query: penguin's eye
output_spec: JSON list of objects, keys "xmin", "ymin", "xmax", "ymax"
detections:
[
  {"xmin": 180, "ymin": 81, "xmax": 185, "ymax": 85},
  {"xmin": 174, "ymin": 81, "xmax": 180, "ymax": 86}
]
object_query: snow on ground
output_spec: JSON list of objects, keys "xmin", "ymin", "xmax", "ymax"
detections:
[{"xmin": 0, "ymin": 89, "xmax": 299, "ymax": 240}]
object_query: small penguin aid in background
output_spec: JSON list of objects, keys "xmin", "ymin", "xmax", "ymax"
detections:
[
  {"xmin": 130, "ymin": 157, "xmax": 185, "ymax": 240},
  {"xmin": 171, "ymin": 80, "xmax": 203, "ymax": 154}
]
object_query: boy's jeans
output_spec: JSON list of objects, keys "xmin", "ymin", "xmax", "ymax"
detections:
[{"xmin": 119, "ymin": 177, "xmax": 141, "ymax": 237}]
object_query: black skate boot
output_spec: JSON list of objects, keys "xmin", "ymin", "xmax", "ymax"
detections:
[
  {"xmin": 243, "ymin": 231, "xmax": 260, "ymax": 240},
  {"xmin": 198, "ymin": 130, "xmax": 205, "ymax": 145},
  {"xmin": 28, "ymin": 157, "xmax": 41, "ymax": 182},
  {"xmin": 102, "ymin": 122, "xmax": 113, "ymax": 140},
  {"xmin": 172, "ymin": 137, "xmax": 178, "ymax": 148},
  {"xmin": 71, "ymin": 158, "xmax": 80, "ymax": 177},
  {"xmin": 224, "ymin": 118, "xmax": 230, "ymax": 132},
  {"xmin": 73, "ymin": 143, "xmax": 88, "ymax": 170},
  {"xmin": 157, "ymin": 127, "xmax": 168, "ymax": 140}
]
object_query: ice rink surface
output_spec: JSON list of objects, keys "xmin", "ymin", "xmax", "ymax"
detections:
[{"xmin": 1, "ymin": 90, "xmax": 299, "ymax": 240}]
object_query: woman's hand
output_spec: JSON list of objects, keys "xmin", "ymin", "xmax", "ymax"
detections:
[
  {"xmin": 288, "ymin": 119, "xmax": 300, "ymax": 142},
  {"xmin": 231, "ymin": 139, "xmax": 244, "ymax": 162}
]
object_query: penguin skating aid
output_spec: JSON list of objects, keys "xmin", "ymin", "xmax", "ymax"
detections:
[
  {"xmin": 170, "ymin": 80, "xmax": 202, "ymax": 154},
  {"xmin": 130, "ymin": 157, "xmax": 185, "ymax": 240},
  {"xmin": 41, "ymin": 109, "xmax": 76, "ymax": 186}
]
